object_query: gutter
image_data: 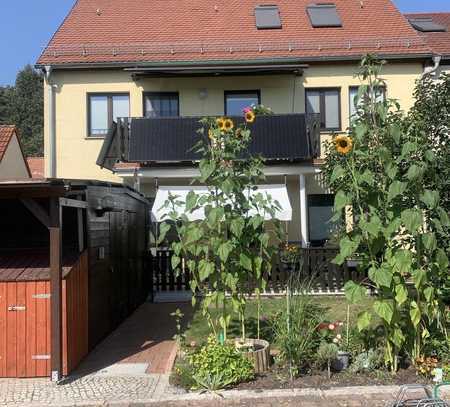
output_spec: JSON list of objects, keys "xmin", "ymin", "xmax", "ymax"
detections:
[
  {"xmin": 44, "ymin": 66, "xmax": 57, "ymax": 178},
  {"xmin": 422, "ymin": 55, "xmax": 442, "ymax": 78}
]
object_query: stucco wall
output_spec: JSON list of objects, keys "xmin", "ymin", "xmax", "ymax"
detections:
[
  {"xmin": 0, "ymin": 135, "xmax": 30, "ymax": 180},
  {"xmin": 44, "ymin": 61, "xmax": 423, "ymax": 181}
]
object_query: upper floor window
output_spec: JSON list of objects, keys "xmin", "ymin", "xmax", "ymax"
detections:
[
  {"xmin": 144, "ymin": 92, "xmax": 179, "ymax": 117},
  {"xmin": 305, "ymin": 88, "xmax": 341, "ymax": 131},
  {"xmin": 349, "ymin": 86, "xmax": 386, "ymax": 120},
  {"xmin": 225, "ymin": 90, "xmax": 261, "ymax": 115},
  {"xmin": 88, "ymin": 93, "xmax": 129, "ymax": 137}
]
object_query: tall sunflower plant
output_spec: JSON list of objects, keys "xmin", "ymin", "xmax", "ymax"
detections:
[
  {"xmin": 158, "ymin": 109, "xmax": 284, "ymax": 344},
  {"xmin": 323, "ymin": 55, "xmax": 449, "ymax": 372}
]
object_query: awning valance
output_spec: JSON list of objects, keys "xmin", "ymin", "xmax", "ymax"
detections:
[{"xmin": 152, "ymin": 185, "xmax": 292, "ymax": 222}]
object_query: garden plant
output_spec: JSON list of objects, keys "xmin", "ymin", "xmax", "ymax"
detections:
[{"xmin": 323, "ymin": 55, "xmax": 450, "ymax": 372}]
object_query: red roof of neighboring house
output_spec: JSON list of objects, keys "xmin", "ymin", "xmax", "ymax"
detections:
[
  {"xmin": 37, "ymin": 0, "xmax": 430, "ymax": 66},
  {"xmin": 0, "ymin": 125, "xmax": 16, "ymax": 162},
  {"xmin": 27, "ymin": 157, "xmax": 45, "ymax": 179},
  {"xmin": 404, "ymin": 13, "xmax": 450, "ymax": 58}
]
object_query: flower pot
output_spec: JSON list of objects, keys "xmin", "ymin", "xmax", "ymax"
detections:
[
  {"xmin": 332, "ymin": 351, "xmax": 350, "ymax": 372},
  {"xmin": 235, "ymin": 338, "xmax": 270, "ymax": 374}
]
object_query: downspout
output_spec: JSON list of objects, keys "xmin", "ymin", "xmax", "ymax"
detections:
[
  {"xmin": 422, "ymin": 55, "xmax": 441, "ymax": 78},
  {"xmin": 45, "ymin": 66, "xmax": 56, "ymax": 178}
]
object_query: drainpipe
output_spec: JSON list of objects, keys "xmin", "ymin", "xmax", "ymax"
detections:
[
  {"xmin": 422, "ymin": 55, "xmax": 441, "ymax": 78},
  {"xmin": 45, "ymin": 66, "xmax": 57, "ymax": 178}
]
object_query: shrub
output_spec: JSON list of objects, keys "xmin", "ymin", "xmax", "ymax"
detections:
[
  {"xmin": 316, "ymin": 343, "xmax": 339, "ymax": 379},
  {"xmin": 187, "ymin": 336, "xmax": 254, "ymax": 390},
  {"xmin": 349, "ymin": 349, "xmax": 383, "ymax": 373}
]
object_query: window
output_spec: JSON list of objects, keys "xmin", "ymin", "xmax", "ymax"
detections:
[
  {"xmin": 305, "ymin": 88, "xmax": 341, "ymax": 131},
  {"xmin": 255, "ymin": 5, "xmax": 282, "ymax": 29},
  {"xmin": 349, "ymin": 86, "xmax": 386, "ymax": 120},
  {"xmin": 408, "ymin": 17, "xmax": 446, "ymax": 32},
  {"xmin": 144, "ymin": 92, "xmax": 179, "ymax": 117},
  {"xmin": 88, "ymin": 93, "xmax": 129, "ymax": 137},
  {"xmin": 308, "ymin": 194, "xmax": 336, "ymax": 247},
  {"xmin": 225, "ymin": 90, "xmax": 261, "ymax": 115},
  {"xmin": 306, "ymin": 4, "xmax": 342, "ymax": 28}
]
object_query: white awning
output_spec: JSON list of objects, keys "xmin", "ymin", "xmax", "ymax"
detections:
[{"xmin": 152, "ymin": 184, "xmax": 292, "ymax": 222}]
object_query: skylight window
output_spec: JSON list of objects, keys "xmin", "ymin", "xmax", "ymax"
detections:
[
  {"xmin": 255, "ymin": 5, "xmax": 282, "ymax": 29},
  {"xmin": 408, "ymin": 18, "xmax": 447, "ymax": 33},
  {"xmin": 307, "ymin": 4, "xmax": 342, "ymax": 28}
]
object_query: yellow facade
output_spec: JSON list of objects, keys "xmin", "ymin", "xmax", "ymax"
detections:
[{"xmin": 44, "ymin": 61, "xmax": 423, "ymax": 181}]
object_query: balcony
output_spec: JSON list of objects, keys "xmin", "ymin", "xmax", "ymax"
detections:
[{"xmin": 97, "ymin": 114, "xmax": 320, "ymax": 171}]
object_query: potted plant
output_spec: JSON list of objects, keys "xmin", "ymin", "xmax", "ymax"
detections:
[{"xmin": 279, "ymin": 243, "xmax": 301, "ymax": 272}]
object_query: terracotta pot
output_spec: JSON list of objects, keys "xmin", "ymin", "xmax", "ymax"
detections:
[{"xmin": 236, "ymin": 338, "xmax": 270, "ymax": 374}]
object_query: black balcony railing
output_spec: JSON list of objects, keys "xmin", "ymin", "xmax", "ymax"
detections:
[{"xmin": 97, "ymin": 114, "xmax": 320, "ymax": 170}]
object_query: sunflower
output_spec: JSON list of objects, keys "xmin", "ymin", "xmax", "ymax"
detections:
[
  {"xmin": 244, "ymin": 110, "xmax": 256, "ymax": 123},
  {"xmin": 216, "ymin": 117, "xmax": 226, "ymax": 131},
  {"xmin": 208, "ymin": 129, "xmax": 214, "ymax": 140},
  {"xmin": 223, "ymin": 118, "xmax": 234, "ymax": 132},
  {"xmin": 334, "ymin": 135, "xmax": 353, "ymax": 155}
]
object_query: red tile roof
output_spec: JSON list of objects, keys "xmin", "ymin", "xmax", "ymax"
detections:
[
  {"xmin": 27, "ymin": 157, "xmax": 45, "ymax": 179},
  {"xmin": 0, "ymin": 125, "xmax": 16, "ymax": 162},
  {"xmin": 37, "ymin": 0, "xmax": 430, "ymax": 66},
  {"xmin": 404, "ymin": 13, "xmax": 450, "ymax": 58}
]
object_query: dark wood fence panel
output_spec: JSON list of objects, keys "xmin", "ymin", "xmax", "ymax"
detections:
[{"xmin": 149, "ymin": 248, "xmax": 366, "ymax": 296}]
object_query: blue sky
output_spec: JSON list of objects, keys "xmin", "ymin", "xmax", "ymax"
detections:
[{"xmin": 1, "ymin": 0, "xmax": 449, "ymax": 86}]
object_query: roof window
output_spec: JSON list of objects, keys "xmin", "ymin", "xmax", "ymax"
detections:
[
  {"xmin": 307, "ymin": 4, "xmax": 342, "ymax": 28},
  {"xmin": 408, "ymin": 17, "xmax": 447, "ymax": 32},
  {"xmin": 255, "ymin": 5, "xmax": 282, "ymax": 29}
]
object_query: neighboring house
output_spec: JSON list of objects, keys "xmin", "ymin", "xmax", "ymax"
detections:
[
  {"xmin": 405, "ymin": 12, "xmax": 450, "ymax": 75},
  {"xmin": 36, "ymin": 0, "xmax": 438, "ymax": 247},
  {"xmin": 0, "ymin": 125, "xmax": 31, "ymax": 180},
  {"xmin": 27, "ymin": 157, "xmax": 45, "ymax": 179}
]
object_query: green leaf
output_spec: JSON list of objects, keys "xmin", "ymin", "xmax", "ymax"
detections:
[
  {"xmin": 436, "ymin": 249, "xmax": 449, "ymax": 270},
  {"xmin": 364, "ymin": 216, "xmax": 382, "ymax": 237},
  {"xmin": 330, "ymin": 165, "xmax": 346, "ymax": 183},
  {"xmin": 239, "ymin": 253, "xmax": 253, "ymax": 272},
  {"xmin": 218, "ymin": 242, "xmax": 233, "ymax": 263},
  {"xmin": 334, "ymin": 190, "xmax": 350, "ymax": 212},
  {"xmin": 368, "ymin": 265, "xmax": 392, "ymax": 288},
  {"xmin": 199, "ymin": 160, "xmax": 215, "ymax": 181},
  {"xmin": 438, "ymin": 208, "xmax": 450, "ymax": 227},
  {"xmin": 386, "ymin": 163, "xmax": 398, "ymax": 180},
  {"xmin": 422, "ymin": 233, "xmax": 437, "ymax": 252},
  {"xmin": 392, "ymin": 250, "xmax": 412, "ymax": 274},
  {"xmin": 424, "ymin": 150, "xmax": 435, "ymax": 162},
  {"xmin": 171, "ymin": 255, "xmax": 181, "ymax": 270},
  {"xmin": 410, "ymin": 302, "xmax": 421, "ymax": 327},
  {"xmin": 360, "ymin": 170, "xmax": 375, "ymax": 186},
  {"xmin": 357, "ymin": 311, "xmax": 372, "ymax": 331},
  {"xmin": 373, "ymin": 300, "xmax": 394, "ymax": 324},
  {"xmin": 406, "ymin": 164, "xmax": 424, "ymax": 181},
  {"xmin": 198, "ymin": 260, "xmax": 214, "ymax": 281},
  {"xmin": 390, "ymin": 124, "xmax": 401, "ymax": 144},
  {"xmin": 420, "ymin": 190, "xmax": 439, "ymax": 210},
  {"xmin": 344, "ymin": 281, "xmax": 366, "ymax": 304},
  {"xmin": 387, "ymin": 181, "xmax": 407, "ymax": 202},
  {"xmin": 250, "ymin": 215, "xmax": 264, "ymax": 230},
  {"xmin": 185, "ymin": 190, "xmax": 198, "ymax": 212},
  {"xmin": 395, "ymin": 284, "xmax": 408, "ymax": 305},
  {"xmin": 401, "ymin": 209, "xmax": 423, "ymax": 233},
  {"xmin": 339, "ymin": 236, "xmax": 360, "ymax": 258},
  {"xmin": 157, "ymin": 222, "xmax": 171, "ymax": 244},
  {"xmin": 230, "ymin": 218, "xmax": 245, "ymax": 238},
  {"xmin": 423, "ymin": 286, "xmax": 434, "ymax": 302},
  {"xmin": 222, "ymin": 178, "xmax": 234, "ymax": 194},
  {"xmin": 401, "ymin": 141, "xmax": 418, "ymax": 158},
  {"xmin": 412, "ymin": 269, "xmax": 427, "ymax": 289},
  {"xmin": 391, "ymin": 328, "xmax": 405, "ymax": 348},
  {"xmin": 185, "ymin": 227, "xmax": 203, "ymax": 245}
]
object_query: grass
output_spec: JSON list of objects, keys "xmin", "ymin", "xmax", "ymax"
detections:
[{"xmin": 183, "ymin": 295, "xmax": 374, "ymax": 344}]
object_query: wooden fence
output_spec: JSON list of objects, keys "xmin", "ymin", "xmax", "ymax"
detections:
[{"xmin": 149, "ymin": 248, "xmax": 366, "ymax": 296}]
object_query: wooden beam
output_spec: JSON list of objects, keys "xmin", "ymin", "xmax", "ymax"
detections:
[
  {"xmin": 59, "ymin": 197, "xmax": 88, "ymax": 209},
  {"xmin": 49, "ymin": 197, "xmax": 62, "ymax": 382},
  {"xmin": 20, "ymin": 198, "xmax": 50, "ymax": 228}
]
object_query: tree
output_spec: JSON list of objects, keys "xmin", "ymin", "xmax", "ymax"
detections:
[
  {"xmin": 0, "ymin": 86, "xmax": 12, "ymax": 124},
  {"xmin": 8, "ymin": 65, "xmax": 44, "ymax": 156}
]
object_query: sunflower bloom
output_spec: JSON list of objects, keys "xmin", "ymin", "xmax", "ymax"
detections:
[
  {"xmin": 334, "ymin": 135, "xmax": 353, "ymax": 155},
  {"xmin": 223, "ymin": 118, "xmax": 234, "ymax": 131},
  {"xmin": 244, "ymin": 110, "xmax": 256, "ymax": 123},
  {"xmin": 216, "ymin": 117, "xmax": 226, "ymax": 131}
]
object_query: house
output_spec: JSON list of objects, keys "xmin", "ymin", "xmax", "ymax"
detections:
[
  {"xmin": 36, "ymin": 0, "xmax": 438, "ymax": 249},
  {"xmin": 405, "ymin": 12, "xmax": 450, "ymax": 75},
  {"xmin": 0, "ymin": 125, "xmax": 31, "ymax": 180},
  {"xmin": 27, "ymin": 157, "xmax": 45, "ymax": 179}
]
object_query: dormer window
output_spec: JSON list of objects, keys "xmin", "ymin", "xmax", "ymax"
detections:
[
  {"xmin": 255, "ymin": 5, "xmax": 282, "ymax": 29},
  {"xmin": 408, "ymin": 17, "xmax": 447, "ymax": 32},
  {"xmin": 307, "ymin": 4, "xmax": 342, "ymax": 28}
]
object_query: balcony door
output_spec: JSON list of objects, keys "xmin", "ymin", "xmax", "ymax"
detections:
[{"xmin": 143, "ymin": 92, "xmax": 179, "ymax": 118}]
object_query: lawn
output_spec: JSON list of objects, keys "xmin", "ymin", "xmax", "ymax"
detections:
[{"xmin": 184, "ymin": 295, "xmax": 374, "ymax": 344}]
